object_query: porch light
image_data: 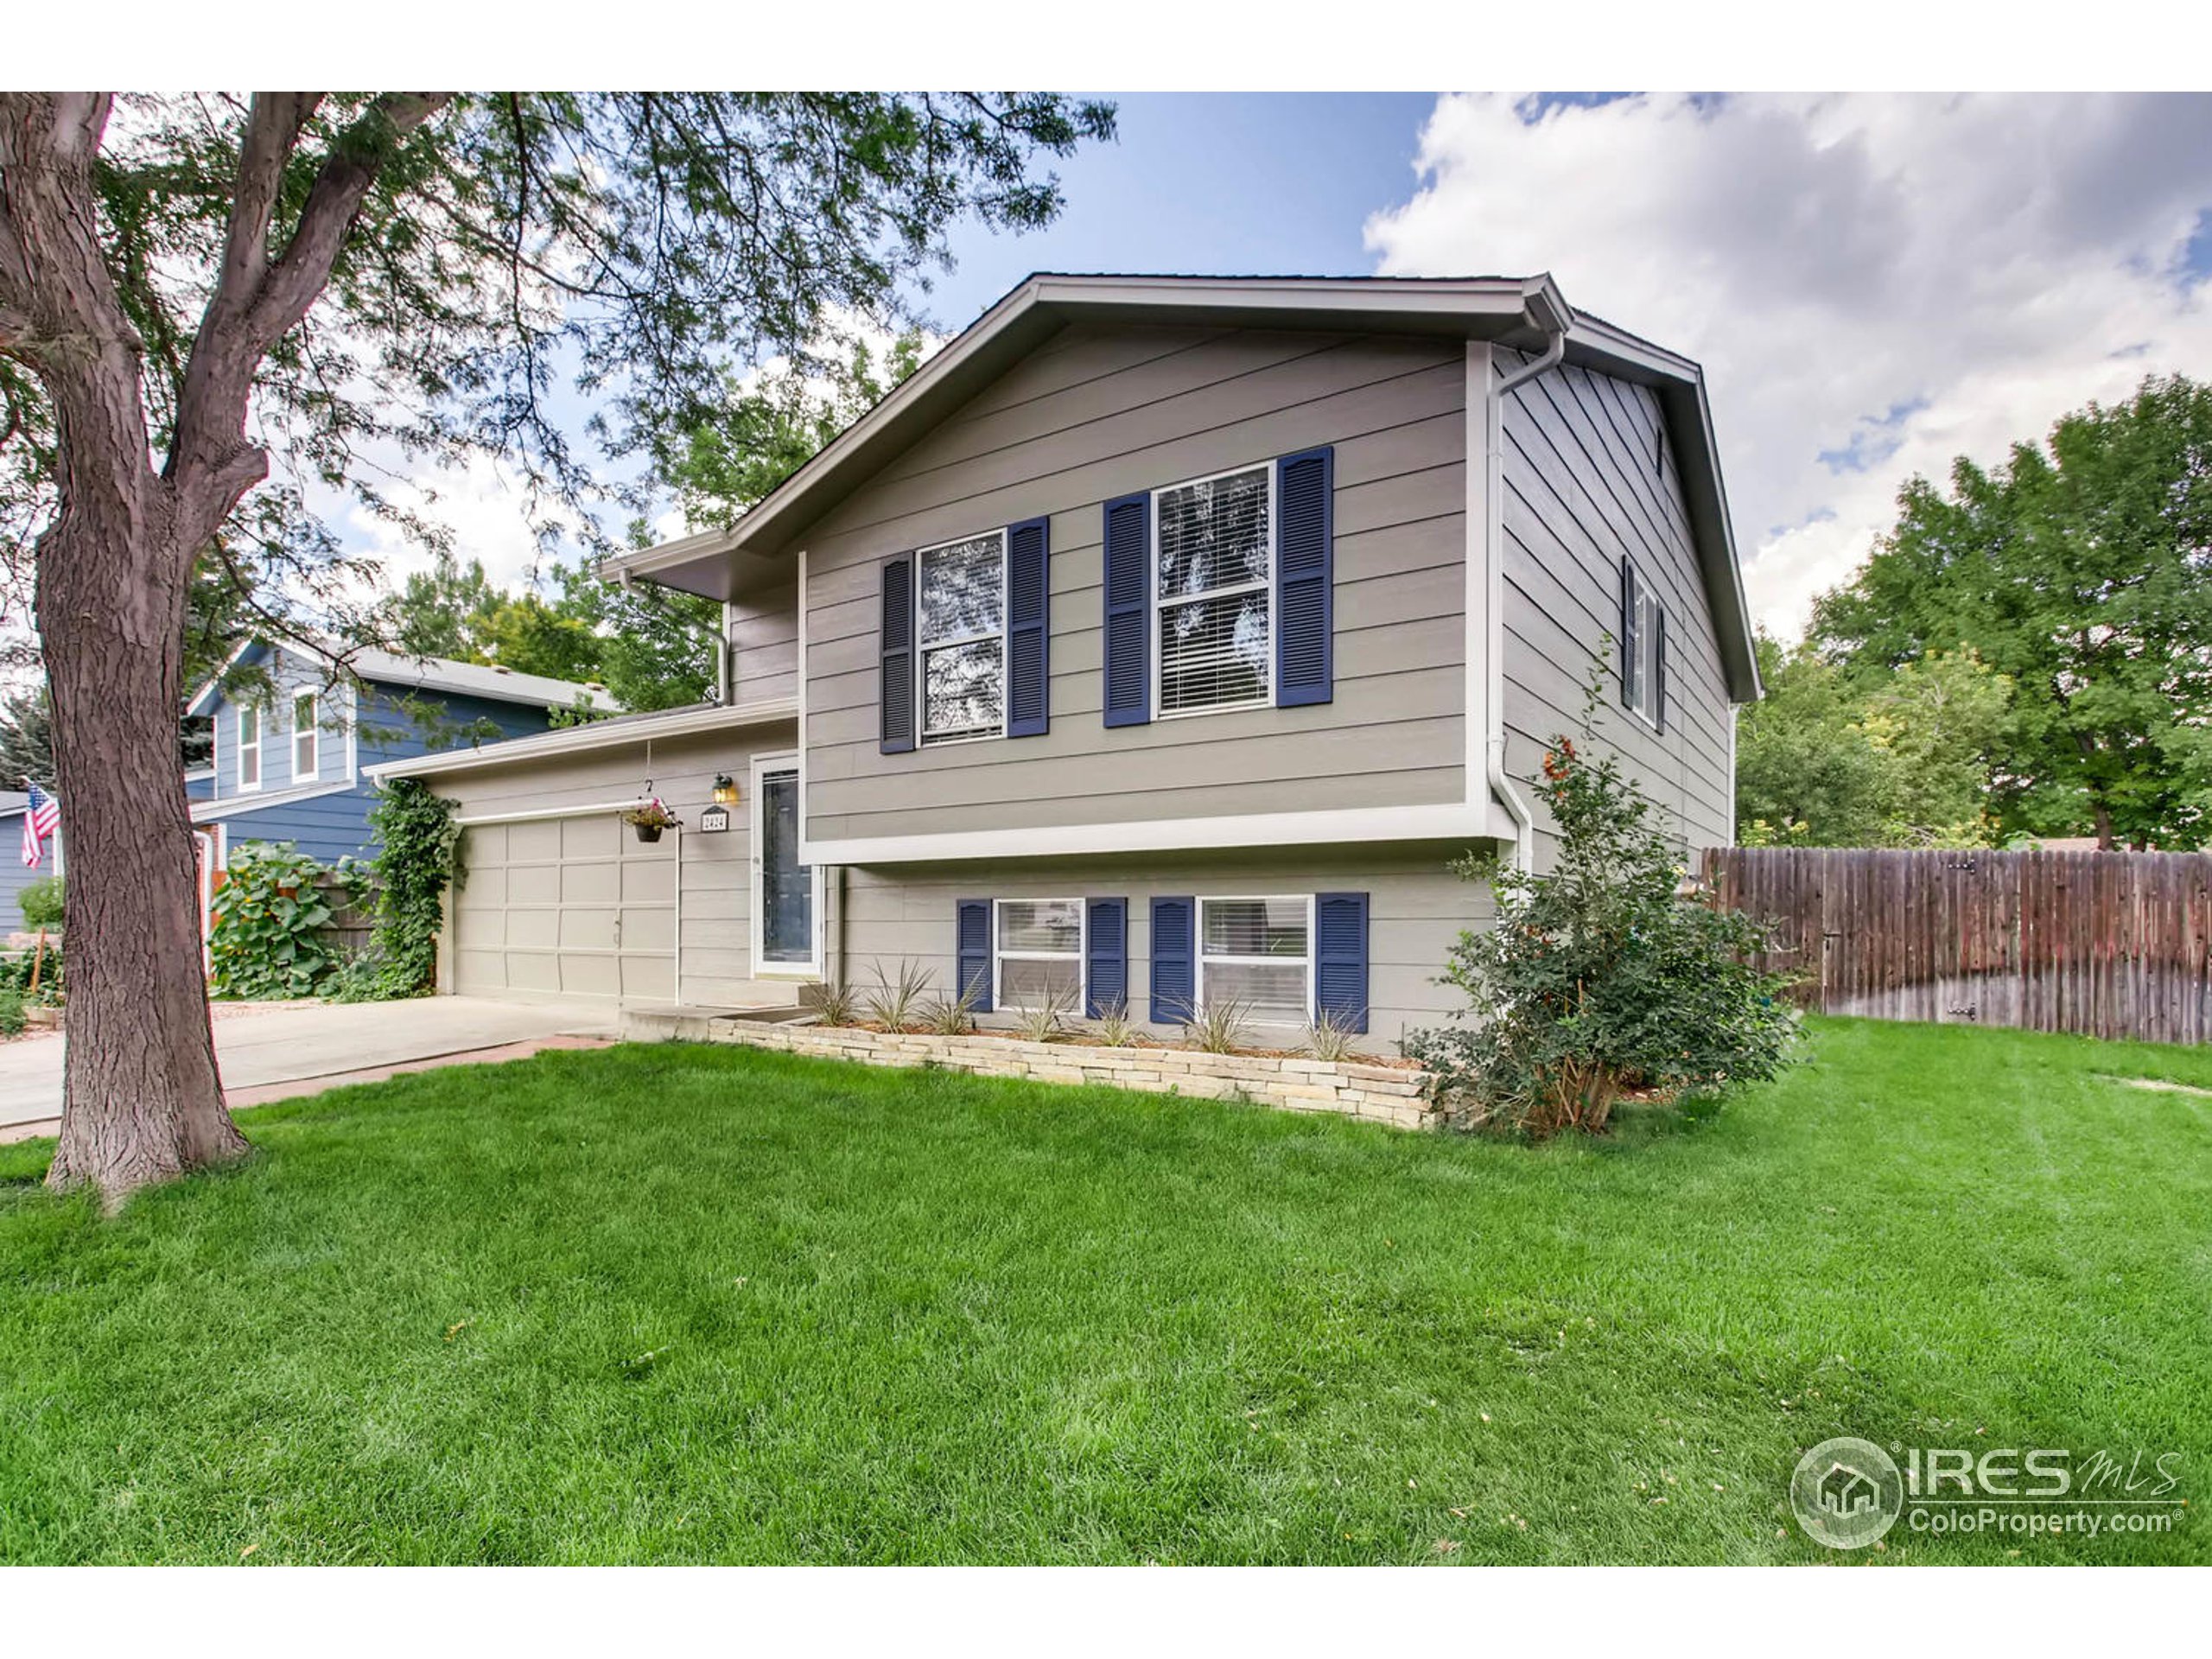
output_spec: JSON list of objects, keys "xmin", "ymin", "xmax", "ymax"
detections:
[{"xmin": 711, "ymin": 773, "xmax": 738, "ymax": 805}]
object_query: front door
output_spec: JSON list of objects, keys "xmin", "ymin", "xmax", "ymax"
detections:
[{"xmin": 751, "ymin": 755, "xmax": 821, "ymax": 978}]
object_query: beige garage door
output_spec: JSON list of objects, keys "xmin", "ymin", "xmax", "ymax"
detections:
[{"xmin": 454, "ymin": 814, "xmax": 677, "ymax": 1005}]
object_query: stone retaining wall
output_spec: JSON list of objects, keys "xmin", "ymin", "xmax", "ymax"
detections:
[{"xmin": 673, "ymin": 1018, "xmax": 1442, "ymax": 1131}]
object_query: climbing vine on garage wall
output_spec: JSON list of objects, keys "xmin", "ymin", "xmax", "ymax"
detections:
[{"xmin": 359, "ymin": 779, "xmax": 465, "ymax": 999}]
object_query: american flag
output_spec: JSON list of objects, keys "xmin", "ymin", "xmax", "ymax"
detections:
[{"xmin": 19, "ymin": 782, "xmax": 60, "ymax": 870}]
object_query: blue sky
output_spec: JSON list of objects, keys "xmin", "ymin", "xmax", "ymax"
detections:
[{"xmin": 917, "ymin": 93, "xmax": 1440, "ymax": 328}]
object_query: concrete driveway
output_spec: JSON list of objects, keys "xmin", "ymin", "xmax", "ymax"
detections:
[{"xmin": 1, "ymin": 996, "xmax": 620, "ymax": 1139}]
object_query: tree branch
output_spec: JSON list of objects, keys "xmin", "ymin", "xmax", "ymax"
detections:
[
  {"xmin": 198, "ymin": 93, "xmax": 322, "ymax": 342},
  {"xmin": 166, "ymin": 92, "xmax": 453, "ymax": 538}
]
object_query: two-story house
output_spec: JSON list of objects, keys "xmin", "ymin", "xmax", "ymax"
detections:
[
  {"xmin": 186, "ymin": 639, "xmax": 613, "ymax": 878},
  {"xmin": 366, "ymin": 274, "xmax": 1759, "ymax": 1047}
]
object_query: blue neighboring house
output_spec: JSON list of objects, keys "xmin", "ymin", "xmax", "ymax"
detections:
[
  {"xmin": 1, "ymin": 789, "xmax": 60, "ymax": 936},
  {"xmin": 184, "ymin": 641, "xmax": 613, "ymax": 870}
]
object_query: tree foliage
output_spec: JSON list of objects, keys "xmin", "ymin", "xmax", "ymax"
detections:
[
  {"xmin": 1735, "ymin": 633, "xmax": 2012, "ymax": 847},
  {"xmin": 1811, "ymin": 374, "xmax": 2212, "ymax": 849},
  {"xmin": 0, "ymin": 90, "xmax": 1113, "ymax": 1204},
  {"xmin": 370, "ymin": 326, "xmax": 929, "ymax": 710},
  {"xmin": 3, "ymin": 92, "xmax": 1112, "ymax": 671},
  {"xmin": 1409, "ymin": 693, "xmax": 1801, "ymax": 1138}
]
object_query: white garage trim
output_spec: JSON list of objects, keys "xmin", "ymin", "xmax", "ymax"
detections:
[{"xmin": 454, "ymin": 797, "xmax": 658, "ymax": 827}]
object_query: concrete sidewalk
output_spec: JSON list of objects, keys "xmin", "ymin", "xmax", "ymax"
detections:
[{"xmin": 1, "ymin": 996, "xmax": 620, "ymax": 1140}]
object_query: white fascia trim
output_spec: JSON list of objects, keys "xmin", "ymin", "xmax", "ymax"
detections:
[
  {"xmin": 191, "ymin": 779, "xmax": 357, "ymax": 823},
  {"xmin": 801, "ymin": 801, "xmax": 1517, "ymax": 868},
  {"xmin": 364, "ymin": 698, "xmax": 800, "ymax": 782},
  {"xmin": 453, "ymin": 797, "xmax": 658, "ymax": 828},
  {"xmin": 606, "ymin": 275, "xmax": 1566, "ymax": 581},
  {"xmin": 184, "ymin": 637, "xmax": 263, "ymax": 718}
]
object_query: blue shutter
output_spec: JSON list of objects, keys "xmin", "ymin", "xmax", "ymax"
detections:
[
  {"xmin": 1006, "ymin": 516, "xmax": 1051, "ymax": 738},
  {"xmin": 1313, "ymin": 891, "xmax": 1370, "ymax": 1034},
  {"xmin": 1103, "ymin": 492, "xmax": 1151, "ymax": 728},
  {"xmin": 1618, "ymin": 557, "xmax": 1639, "ymax": 710},
  {"xmin": 1149, "ymin": 895, "xmax": 1194, "ymax": 1025},
  {"xmin": 880, "ymin": 555, "xmax": 917, "ymax": 754},
  {"xmin": 1085, "ymin": 897, "xmax": 1128, "ymax": 1018},
  {"xmin": 957, "ymin": 899, "xmax": 993, "ymax": 1013},
  {"xmin": 1653, "ymin": 605, "xmax": 1668, "ymax": 734},
  {"xmin": 1274, "ymin": 446, "xmax": 1334, "ymax": 707}
]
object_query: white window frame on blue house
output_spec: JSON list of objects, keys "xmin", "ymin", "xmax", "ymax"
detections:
[
  {"xmin": 293, "ymin": 690, "xmax": 320, "ymax": 783},
  {"xmin": 235, "ymin": 703, "xmax": 262, "ymax": 792}
]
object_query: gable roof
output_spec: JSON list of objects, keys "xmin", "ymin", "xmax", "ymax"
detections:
[
  {"xmin": 184, "ymin": 639, "xmax": 618, "ymax": 721},
  {"xmin": 604, "ymin": 270, "xmax": 1760, "ymax": 701},
  {"xmin": 0, "ymin": 790, "xmax": 25, "ymax": 818}
]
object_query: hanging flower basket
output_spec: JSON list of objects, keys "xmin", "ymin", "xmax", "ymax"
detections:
[{"xmin": 621, "ymin": 798, "xmax": 679, "ymax": 842}]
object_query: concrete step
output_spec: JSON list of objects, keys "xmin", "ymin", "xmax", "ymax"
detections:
[{"xmin": 621, "ymin": 1003, "xmax": 810, "ymax": 1043}]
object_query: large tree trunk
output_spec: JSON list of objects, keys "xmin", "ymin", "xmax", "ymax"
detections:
[
  {"xmin": 39, "ymin": 479, "xmax": 245, "ymax": 1203},
  {"xmin": 4, "ymin": 92, "xmax": 451, "ymax": 1206}
]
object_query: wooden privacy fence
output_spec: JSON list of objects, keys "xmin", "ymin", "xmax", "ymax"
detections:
[{"xmin": 1700, "ymin": 846, "xmax": 2212, "ymax": 1044}]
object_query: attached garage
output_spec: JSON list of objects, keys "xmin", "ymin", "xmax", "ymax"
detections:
[{"xmin": 454, "ymin": 812, "xmax": 678, "ymax": 1006}]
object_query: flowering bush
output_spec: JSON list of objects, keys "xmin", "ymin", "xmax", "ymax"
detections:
[{"xmin": 1406, "ymin": 708, "xmax": 1801, "ymax": 1138}]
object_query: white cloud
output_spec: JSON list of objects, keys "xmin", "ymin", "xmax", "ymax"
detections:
[
  {"xmin": 1365, "ymin": 92, "xmax": 2212, "ymax": 636},
  {"xmin": 336, "ymin": 454, "xmax": 576, "ymax": 597}
]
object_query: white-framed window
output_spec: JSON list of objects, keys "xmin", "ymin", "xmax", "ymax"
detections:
[
  {"xmin": 235, "ymin": 703, "xmax": 262, "ymax": 791},
  {"xmin": 995, "ymin": 898, "xmax": 1084, "ymax": 1010},
  {"xmin": 1154, "ymin": 462, "xmax": 1274, "ymax": 718},
  {"xmin": 1196, "ymin": 895, "xmax": 1313, "ymax": 1027},
  {"xmin": 1628, "ymin": 579, "xmax": 1664, "ymax": 729},
  {"xmin": 918, "ymin": 529, "xmax": 1007, "ymax": 745},
  {"xmin": 292, "ymin": 690, "xmax": 319, "ymax": 782}
]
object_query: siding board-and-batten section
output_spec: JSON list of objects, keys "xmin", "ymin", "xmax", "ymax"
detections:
[
  {"xmin": 1496, "ymin": 353, "xmax": 1736, "ymax": 863},
  {"xmin": 798, "ymin": 324, "xmax": 1479, "ymax": 857}
]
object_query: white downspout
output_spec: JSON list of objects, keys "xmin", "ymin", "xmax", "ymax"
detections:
[{"xmin": 1484, "ymin": 315, "xmax": 1569, "ymax": 873}]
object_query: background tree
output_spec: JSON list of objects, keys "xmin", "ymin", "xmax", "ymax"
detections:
[
  {"xmin": 0, "ymin": 686, "xmax": 55, "ymax": 791},
  {"xmin": 370, "ymin": 330, "xmax": 927, "ymax": 710},
  {"xmin": 1735, "ymin": 635, "xmax": 2012, "ymax": 847},
  {"xmin": 0, "ymin": 91, "xmax": 1113, "ymax": 1205},
  {"xmin": 1812, "ymin": 374, "xmax": 2212, "ymax": 849}
]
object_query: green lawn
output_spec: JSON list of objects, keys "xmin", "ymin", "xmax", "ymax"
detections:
[{"xmin": 1, "ymin": 1018, "xmax": 2207, "ymax": 1565}]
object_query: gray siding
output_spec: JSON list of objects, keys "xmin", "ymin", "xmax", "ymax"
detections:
[
  {"xmin": 420, "ymin": 720, "xmax": 798, "ymax": 1006},
  {"xmin": 801, "ymin": 323, "xmax": 1469, "ymax": 843},
  {"xmin": 728, "ymin": 582, "xmax": 798, "ymax": 705},
  {"xmin": 835, "ymin": 845, "xmax": 1494, "ymax": 1052},
  {"xmin": 1499, "ymin": 355, "xmax": 1735, "ymax": 862}
]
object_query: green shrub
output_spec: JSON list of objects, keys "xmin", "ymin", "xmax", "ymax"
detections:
[
  {"xmin": 1406, "ymin": 694, "xmax": 1801, "ymax": 1138},
  {"xmin": 208, "ymin": 842, "xmax": 340, "ymax": 1000},
  {"xmin": 17, "ymin": 875, "xmax": 63, "ymax": 931},
  {"xmin": 0, "ymin": 937, "xmax": 64, "ymax": 1003},
  {"xmin": 0, "ymin": 988, "xmax": 24, "ymax": 1037}
]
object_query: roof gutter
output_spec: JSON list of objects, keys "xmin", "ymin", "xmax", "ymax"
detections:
[{"xmin": 1483, "ymin": 296, "xmax": 1571, "ymax": 874}]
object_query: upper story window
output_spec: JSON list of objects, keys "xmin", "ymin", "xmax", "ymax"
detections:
[
  {"xmin": 1619, "ymin": 556, "xmax": 1668, "ymax": 731},
  {"xmin": 1155, "ymin": 464, "xmax": 1273, "ymax": 716},
  {"xmin": 292, "ymin": 690, "xmax": 319, "ymax": 781},
  {"xmin": 236, "ymin": 703, "xmax": 262, "ymax": 791},
  {"xmin": 995, "ymin": 898, "xmax": 1084, "ymax": 1009},
  {"xmin": 1198, "ymin": 895, "xmax": 1311, "ymax": 1026},
  {"xmin": 918, "ymin": 530, "xmax": 1007, "ymax": 745}
]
